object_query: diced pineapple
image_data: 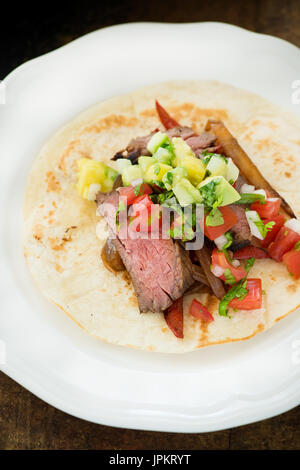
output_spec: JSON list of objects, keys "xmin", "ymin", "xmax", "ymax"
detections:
[
  {"xmin": 144, "ymin": 163, "xmax": 173, "ymax": 183},
  {"xmin": 172, "ymin": 137, "xmax": 206, "ymax": 185},
  {"xmin": 77, "ymin": 158, "xmax": 118, "ymax": 199},
  {"xmin": 172, "ymin": 137, "xmax": 195, "ymax": 165},
  {"xmin": 180, "ymin": 155, "xmax": 206, "ymax": 185},
  {"xmin": 77, "ymin": 158, "xmax": 106, "ymax": 198}
]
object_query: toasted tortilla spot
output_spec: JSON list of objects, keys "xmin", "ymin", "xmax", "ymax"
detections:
[
  {"xmin": 33, "ymin": 224, "xmax": 44, "ymax": 241},
  {"xmin": 170, "ymin": 103, "xmax": 228, "ymax": 124},
  {"xmin": 82, "ymin": 114, "xmax": 138, "ymax": 134},
  {"xmin": 287, "ymin": 283, "xmax": 298, "ymax": 294},
  {"xmin": 48, "ymin": 234, "xmax": 72, "ymax": 251},
  {"xmin": 285, "ymin": 171, "xmax": 291, "ymax": 178},
  {"xmin": 121, "ymin": 271, "xmax": 132, "ymax": 288},
  {"xmin": 55, "ymin": 263, "xmax": 63, "ymax": 273},
  {"xmin": 129, "ymin": 294, "xmax": 138, "ymax": 307},
  {"xmin": 140, "ymin": 109, "xmax": 157, "ymax": 118},
  {"xmin": 58, "ymin": 139, "xmax": 81, "ymax": 173},
  {"xmin": 45, "ymin": 171, "xmax": 61, "ymax": 193},
  {"xmin": 255, "ymin": 138, "xmax": 271, "ymax": 151}
]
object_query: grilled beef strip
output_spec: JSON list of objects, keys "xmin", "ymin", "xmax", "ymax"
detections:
[
  {"xmin": 97, "ymin": 190, "xmax": 194, "ymax": 312},
  {"xmin": 112, "ymin": 126, "xmax": 220, "ymax": 163},
  {"xmin": 229, "ymin": 204, "xmax": 262, "ymax": 251},
  {"xmin": 195, "ymin": 244, "xmax": 226, "ymax": 299},
  {"xmin": 191, "ymin": 264, "xmax": 210, "ymax": 286}
]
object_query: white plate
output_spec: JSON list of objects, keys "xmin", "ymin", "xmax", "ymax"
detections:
[{"xmin": 1, "ymin": 22, "xmax": 300, "ymax": 433}]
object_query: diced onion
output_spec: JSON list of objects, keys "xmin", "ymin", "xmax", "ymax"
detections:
[
  {"xmin": 267, "ymin": 197, "xmax": 279, "ymax": 202},
  {"xmin": 214, "ymin": 234, "xmax": 228, "ymax": 250},
  {"xmin": 245, "ymin": 210, "xmax": 264, "ymax": 240},
  {"xmin": 241, "ymin": 184, "xmax": 255, "ymax": 194},
  {"xmin": 231, "ymin": 259, "xmax": 240, "ymax": 267},
  {"xmin": 87, "ymin": 183, "xmax": 101, "ymax": 201},
  {"xmin": 131, "ymin": 178, "xmax": 143, "ymax": 187},
  {"xmin": 253, "ymin": 189, "xmax": 267, "ymax": 198},
  {"xmin": 211, "ymin": 264, "xmax": 224, "ymax": 277},
  {"xmin": 285, "ymin": 218, "xmax": 300, "ymax": 235}
]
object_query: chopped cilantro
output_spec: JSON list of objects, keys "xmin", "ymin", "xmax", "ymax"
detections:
[
  {"xmin": 244, "ymin": 257, "xmax": 255, "ymax": 275},
  {"xmin": 134, "ymin": 184, "xmax": 142, "ymax": 196},
  {"xmin": 234, "ymin": 193, "xmax": 266, "ymax": 205},
  {"xmin": 166, "ymin": 171, "xmax": 173, "ymax": 185},
  {"xmin": 224, "ymin": 269, "xmax": 236, "ymax": 285},
  {"xmin": 254, "ymin": 219, "xmax": 275, "ymax": 239},
  {"xmin": 223, "ymin": 232, "xmax": 233, "ymax": 250},
  {"xmin": 219, "ymin": 280, "xmax": 249, "ymax": 317},
  {"xmin": 199, "ymin": 180, "xmax": 223, "ymax": 212},
  {"xmin": 218, "ymin": 257, "xmax": 256, "ymax": 317}
]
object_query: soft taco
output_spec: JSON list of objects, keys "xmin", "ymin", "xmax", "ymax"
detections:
[{"xmin": 23, "ymin": 80, "xmax": 300, "ymax": 353}]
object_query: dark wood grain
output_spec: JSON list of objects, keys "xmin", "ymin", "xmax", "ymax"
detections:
[{"xmin": 1, "ymin": 0, "xmax": 300, "ymax": 450}]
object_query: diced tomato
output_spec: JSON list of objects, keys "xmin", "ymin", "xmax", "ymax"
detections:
[
  {"xmin": 283, "ymin": 245, "xmax": 300, "ymax": 279},
  {"xmin": 155, "ymin": 100, "xmax": 180, "ymax": 129},
  {"xmin": 189, "ymin": 299, "xmax": 214, "ymax": 322},
  {"xmin": 268, "ymin": 226, "xmax": 300, "ymax": 262},
  {"xmin": 260, "ymin": 214, "xmax": 285, "ymax": 248},
  {"xmin": 212, "ymin": 249, "xmax": 246, "ymax": 283},
  {"xmin": 204, "ymin": 206, "xmax": 237, "ymax": 241},
  {"xmin": 164, "ymin": 297, "xmax": 183, "ymax": 338},
  {"xmin": 147, "ymin": 204, "xmax": 162, "ymax": 234},
  {"xmin": 131, "ymin": 194, "xmax": 153, "ymax": 208},
  {"xmin": 229, "ymin": 278, "xmax": 262, "ymax": 310},
  {"xmin": 251, "ymin": 198, "xmax": 281, "ymax": 219},
  {"xmin": 119, "ymin": 183, "xmax": 152, "ymax": 205},
  {"xmin": 129, "ymin": 195, "xmax": 154, "ymax": 233},
  {"xmin": 234, "ymin": 246, "xmax": 269, "ymax": 260}
]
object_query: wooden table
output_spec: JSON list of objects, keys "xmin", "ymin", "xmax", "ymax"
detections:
[{"xmin": 1, "ymin": 0, "xmax": 299, "ymax": 450}]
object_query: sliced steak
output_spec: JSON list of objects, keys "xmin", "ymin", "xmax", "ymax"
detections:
[
  {"xmin": 234, "ymin": 174, "xmax": 248, "ymax": 192},
  {"xmin": 112, "ymin": 127, "xmax": 218, "ymax": 162},
  {"xmin": 229, "ymin": 204, "xmax": 261, "ymax": 250},
  {"xmin": 97, "ymin": 191, "xmax": 194, "ymax": 312},
  {"xmin": 166, "ymin": 126, "xmax": 195, "ymax": 140},
  {"xmin": 185, "ymin": 132, "xmax": 217, "ymax": 156}
]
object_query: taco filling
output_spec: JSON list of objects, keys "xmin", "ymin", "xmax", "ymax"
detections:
[{"xmin": 76, "ymin": 101, "xmax": 299, "ymax": 339}]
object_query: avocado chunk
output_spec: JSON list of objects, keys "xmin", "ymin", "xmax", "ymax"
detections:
[
  {"xmin": 198, "ymin": 176, "xmax": 241, "ymax": 206},
  {"xmin": 173, "ymin": 178, "xmax": 203, "ymax": 207}
]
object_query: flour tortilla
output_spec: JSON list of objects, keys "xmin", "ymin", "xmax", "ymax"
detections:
[{"xmin": 23, "ymin": 80, "xmax": 300, "ymax": 353}]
